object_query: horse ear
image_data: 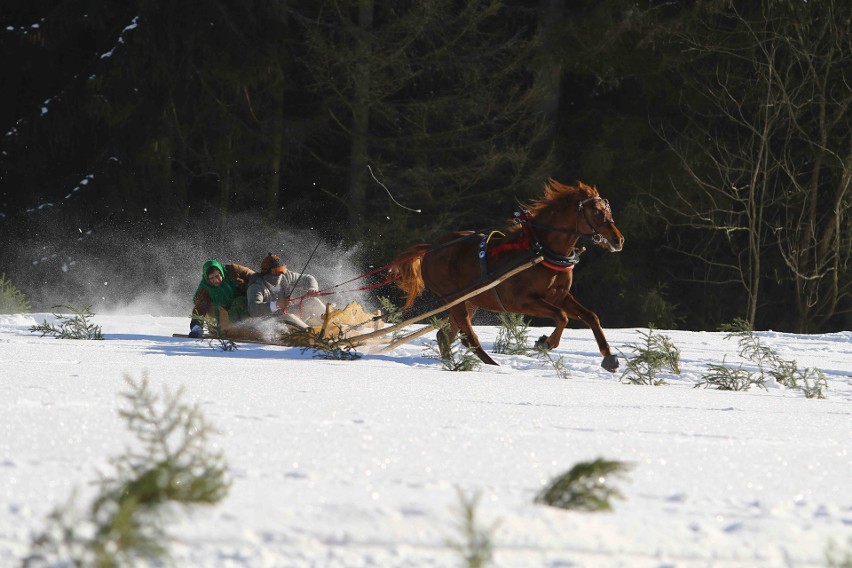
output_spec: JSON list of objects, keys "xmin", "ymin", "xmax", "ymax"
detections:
[
  {"xmin": 544, "ymin": 178, "xmax": 559, "ymax": 200},
  {"xmin": 576, "ymin": 180, "xmax": 598, "ymax": 195}
]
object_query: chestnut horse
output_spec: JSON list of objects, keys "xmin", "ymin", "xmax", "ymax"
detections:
[{"xmin": 390, "ymin": 179, "xmax": 625, "ymax": 371}]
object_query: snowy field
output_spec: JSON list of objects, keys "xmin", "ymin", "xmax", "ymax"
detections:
[{"xmin": 1, "ymin": 312, "xmax": 850, "ymax": 567}]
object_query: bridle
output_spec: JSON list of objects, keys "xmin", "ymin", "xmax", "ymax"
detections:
[{"xmin": 576, "ymin": 196, "xmax": 615, "ymax": 245}]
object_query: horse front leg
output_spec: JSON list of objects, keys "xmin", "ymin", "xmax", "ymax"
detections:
[
  {"xmin": 530, "ymin": 301, "xmax": 570, "ymax": 351},
  {"xmin": 446, "ymin": 303, "xmax": 497, "ymax": 365},
  {"xmin": 561, "ymin": 294, "xmax": 619, "ymax": 372}
]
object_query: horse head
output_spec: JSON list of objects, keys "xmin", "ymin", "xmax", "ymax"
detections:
[
  {"xmin": 574, "ymin": 182, "xmax": 624, "ymax": 252},
  {"xmin": 535, "ymin": 179, "xmax": 625, "ymax": 253}
]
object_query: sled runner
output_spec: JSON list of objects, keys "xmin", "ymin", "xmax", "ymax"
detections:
[{"xmin": 173, "ymin": 301, "xmax": 385, "ymax": 348}]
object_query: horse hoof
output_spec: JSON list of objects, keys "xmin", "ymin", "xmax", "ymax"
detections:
[
  {"xmin": 534, "ymin": 335, "xmax": 549, "ymax": 349},
  {"xmin": 601, "ymin": 355, "xmax": 619, "ymax": 373}
]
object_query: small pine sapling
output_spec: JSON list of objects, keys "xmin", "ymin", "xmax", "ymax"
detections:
[
  {"xmin": 536, "ymin": 458, "xmax": 632, "ymax": 512},
  {"xmin": 618, "ymin": 327, "xmax": 680, "ymax": 386},
  {"xmin": 299, "ymin": 329, "xmax": 363, "ymax": 360},
  {"xmin": 766, "ymin": 357, "xmax": 828, "ymax": 398},
  {"xmin": 720, "ymin": 318, "xmax": 778, "ymax": 376},
  {"xmin": 0, "ymin": 273, "xmax": 30, "ymax": 313},
  {"xmin": 706, "ymin": 318, "xmax": 828, "ymax": 398},
  {"xmin": 446, "ymin": 489, "xmax": 499, "ymax": 568},
  {"xmin": 377, "ymin": 295, "xmax": 411, "ymax": 342},
  {"xmin": 533, "ymin": 344, "xmax": 571, "ymax": 380},
  {"xmin": 199, "ymin": 315, "xmax": 238, "ymax": 351},
  {"xmin": 24, "ymin": 374, "xmax": 230, "ymax": 567},
  {"xmin": 493, "ymin": 312, "xmax": 532, "ymax": 355},
  {"xmin": 798, "ymin": 368, "xmax": 828, "ymax": 399},
  {"xmin": 29, "ymin": 304, "xmax": 103, "ymax": 340},
  {"xmin": 377, "ymin": 295, "xmax": 404, "ymax": 325},
  {"xmin": 695, "ymin": 357, "xmax": 765, "ymax": 391},
  {"xmin": 427, "ymin": 317, "xmax": 481, "ymax": 372}
]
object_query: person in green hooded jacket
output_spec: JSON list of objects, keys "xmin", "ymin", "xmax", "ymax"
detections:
[{"xmin": 189, "ymin": 260, "xmax": 255, "ymax": 337}]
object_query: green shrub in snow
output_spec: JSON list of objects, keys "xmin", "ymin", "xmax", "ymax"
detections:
[
  {"xmin": 618, "ymin": 327, "xmax": 680, "ymax": 386},
  {"xmin": 493, "ymin": 313, "xmax": 570, "ymax": 378},
  {"xmin": 493, "ymin": 312, "xmax": 532, "ymax": 355},
  {"xmin": 695, "ymin": 358, "xmax": 765, "ymax": 391},
  {"xmin": 197, "ymin": 314, "xmax": 239, "ymax": 352},
  {"xmin": 29, "ymin": 304, "xmax": 103, "ymax": 340},
  {"xmin": 0, "ymin": 273, "xmax": 30, "ymax": 313},
  {"xmin": 535, "ymin": 458, "xmax": 632, "ymax": 512},
  {"xmin": 377, "ymin": 295, "xmax": 404, "ymax": 325},
  {"xmin": 446, "ymin": 489, "xmax": 499, "ymax": 568},
  {"xmin": 428, "ymin": 317, "xmax": 481, "ymax": 371},
  {"xmin": 23, "ymin": 374, "xmax": 230, "ymax": 567},
  {"xmin": 533, "ymin": 343, "xmax": 571, "ymax": 380},
  {"xmin": 697, "ymin": 318, "xmax": 828, "ymax": 398},
  {"xmin": 299, "ymin": 329, "xmax": 363, "ymax": 360}
]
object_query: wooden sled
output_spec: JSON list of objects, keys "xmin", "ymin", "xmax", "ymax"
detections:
[
  {"xmin": 316, "ymin": 302, "xmax": 384, "ymax": 338},
  {"xmin": 174, "ymin": 301, "xmax": 385, "ymax": 348}
]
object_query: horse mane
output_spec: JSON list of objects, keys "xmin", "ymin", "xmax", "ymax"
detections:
[{"xmin": 526, "ymin": 179, "xmax": 599, "ymax": 215}]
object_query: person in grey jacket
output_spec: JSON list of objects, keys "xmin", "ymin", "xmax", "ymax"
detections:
[{"xmin": 246, "ymin": 252, "xmax": 327, "ymax": 329}]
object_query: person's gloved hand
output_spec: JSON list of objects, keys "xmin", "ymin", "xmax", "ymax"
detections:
[
  {"xmin": 188, "ymin": 324, "xmax": 203, "ymax": 338},
  {"xmin": 276, "ymin": 297, "xmax": 292, "ymax": 312}
]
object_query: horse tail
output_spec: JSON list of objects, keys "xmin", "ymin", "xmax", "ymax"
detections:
[{"xmin": 389, "ymin": 245, "xmax": 430, "ymax": 310}]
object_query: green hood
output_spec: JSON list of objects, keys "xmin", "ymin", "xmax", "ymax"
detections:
[{"xmin": 193, "ymin": 260, "xmax": 238, "ymax": 312}]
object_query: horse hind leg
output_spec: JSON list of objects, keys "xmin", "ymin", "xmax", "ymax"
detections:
[
  {"xmin": 447, "ymin": 303, "xmax": 497, "ymax": 366},
  {"xmin": 434, "ymin": 308, "xmax": 462, "ymax": 360},
  {"xmin": 436, "ymin": 324, "xmax": 456, "ymax": 361}
]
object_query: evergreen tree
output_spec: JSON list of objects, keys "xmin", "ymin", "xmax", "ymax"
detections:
[{"xmin": 298, "ymin": 0, "xmax": 557, "ymax": 259}]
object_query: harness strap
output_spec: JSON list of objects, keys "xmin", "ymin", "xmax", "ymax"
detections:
[
  {"xmin": 541, "ymin": 259, "xmax": 576, "ymax": 272},
  {"xmin": 487, "ymin": 210, "xmax": 579, "ymax": 272},
  {"xmin": 478, "ymin": 231, "xmax": 510, "ymax": 312}
]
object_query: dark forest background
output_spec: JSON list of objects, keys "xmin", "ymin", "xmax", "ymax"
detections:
[{"xmin": 1, "ymin": 0, "xmax": 850, "ymax": 332}]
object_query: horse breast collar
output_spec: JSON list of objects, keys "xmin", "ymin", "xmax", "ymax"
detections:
[{"xmin": 485, "ymin": 210, "xmax": 580, "ymax": 272}]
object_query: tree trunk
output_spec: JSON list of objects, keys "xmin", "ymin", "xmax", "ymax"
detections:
[
  {"xmin": 347, "ymin": 0, "xmax": 374, "ymax": 226},
  {"xmin": 217, "ymin": 132, "xmax": 233, "ymax": 248},
  {"xmin": 528, "ymin": 0, "xmax": 563, "ymax": 182},
  {"xmin": 267, "ymin": 74, "xmax": 285, "ymax": 218},
  {"xmin": 536, "ymin": 0, "xmax": 563, "ymax": 140}
]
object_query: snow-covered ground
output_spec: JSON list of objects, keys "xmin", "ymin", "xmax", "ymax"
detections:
[{"xmin": 1, "ymin": 312, "xmax": 850, "ymax": 567}]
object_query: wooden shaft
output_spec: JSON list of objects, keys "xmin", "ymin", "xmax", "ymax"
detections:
[
  {"xmin": 371, "ymin": 318, "xmax": 448, "ymax": 354},
  {"xmin": 347, "ymin": 256, "xmax": 543, "ymax": 346}
]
